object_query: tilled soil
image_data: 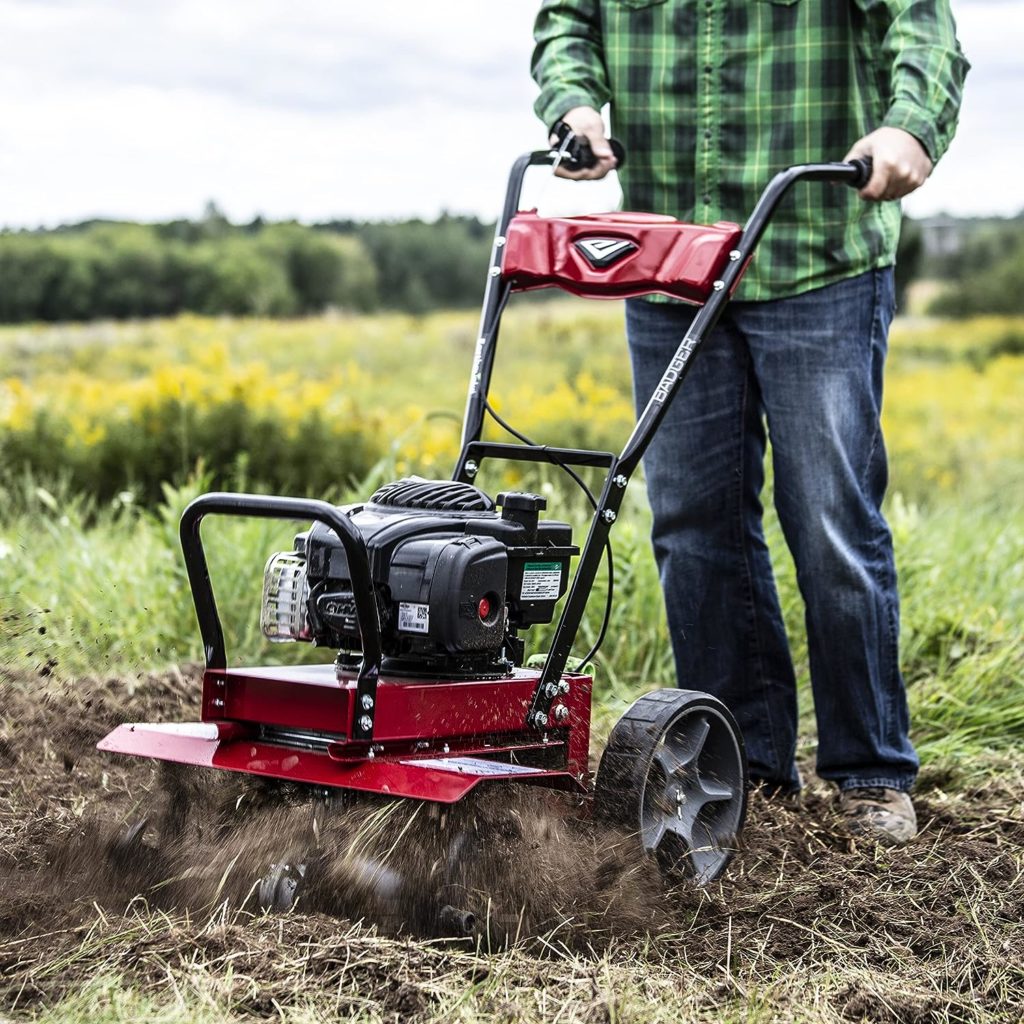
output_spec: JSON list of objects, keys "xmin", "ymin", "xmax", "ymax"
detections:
[{"xmin": 1, "ymin": 668, "xmax": 1023, "ymax": 1023}]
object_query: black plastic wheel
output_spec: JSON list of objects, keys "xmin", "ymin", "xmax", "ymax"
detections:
[{"xmin": 595, "ymin": 689, "xmax": 747, "ymax": 884}]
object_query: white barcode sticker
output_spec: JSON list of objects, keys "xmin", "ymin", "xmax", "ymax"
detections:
[
  {"xmin": 398, "ymin": 602, "xmax": 430, "ymax": 633},
  {"xmin": 521, "ymin": 561, "xmax": 562, "ymax": 601}
]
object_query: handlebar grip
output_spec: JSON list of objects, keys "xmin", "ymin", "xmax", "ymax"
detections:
[
  {"xmin": 552, "ymin": 121, "xmax": 627, "ymax": 172},
  {"xmin": 846, "ymin": 157, "xmax": 873, "ymax": 189}
]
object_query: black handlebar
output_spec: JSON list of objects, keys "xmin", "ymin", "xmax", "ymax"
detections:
[
  {"xmin": 551, "ymin": 120, "xmax": 627, "ymax": 172},
  {"xmin": 846, "ymin": 156, "xmax": 873, "ymax": 189},
  {"xmin": 179, "ymin": 492, "xmax": 382, "ymax": 741},
  {"xmin": 548, "ymin": 121, "xmax": 871, "ymax": 191}
]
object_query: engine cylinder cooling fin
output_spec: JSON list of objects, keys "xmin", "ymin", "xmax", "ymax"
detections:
[
  {"xmin": 368, "ymin": 477, "xmax": 495, "ymax": 513},
  {"xmin": 261, "ymin": 552, "xmax": 310, "ymax": 642}
]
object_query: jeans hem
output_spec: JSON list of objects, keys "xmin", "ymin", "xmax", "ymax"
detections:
[{"xmin": 836, "ymin": 776, "xmax": 916, "ymax": 793}]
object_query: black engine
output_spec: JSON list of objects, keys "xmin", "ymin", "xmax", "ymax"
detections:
[{"xmin": 261, "ymin": 478, "xmax": 577, "ymax": 677}]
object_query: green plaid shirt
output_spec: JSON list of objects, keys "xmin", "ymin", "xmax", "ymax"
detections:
[{"xmin": 532, "ymin": 0, "xmax": 968, "ymax": 300}]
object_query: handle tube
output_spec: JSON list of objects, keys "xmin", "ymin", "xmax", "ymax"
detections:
[{"xmin": 532, "ymin": 159, "xmax": 880, "ymax": 719}]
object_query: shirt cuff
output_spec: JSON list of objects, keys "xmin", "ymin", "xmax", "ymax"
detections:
[
  {"xmin": 534, "ymin": 89, "xmax": 602, "ymax": 135},
  {"xmin": 882, "ymin": 101, "xmax": 940, "ymax": 163}
]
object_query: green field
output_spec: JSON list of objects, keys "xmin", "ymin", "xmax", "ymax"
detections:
[{"xmin": 1, "ymin": 308, "xmax": 1023, "ymax": 1023}]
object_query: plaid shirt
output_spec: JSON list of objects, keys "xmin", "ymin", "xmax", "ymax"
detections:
[{"xmin": 532, "ymin": 0, "xmax": 968, "ymax": 300}]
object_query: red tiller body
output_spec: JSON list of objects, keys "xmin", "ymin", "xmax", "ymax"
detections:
[{"xmin": 99, "ymin": 665, "xmax": 593, "ymax": 802}]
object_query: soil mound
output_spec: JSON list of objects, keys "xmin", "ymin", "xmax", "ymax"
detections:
[{"xmin": 2, "ymin": 669, "xmax": 1022, "ymax": 1021}]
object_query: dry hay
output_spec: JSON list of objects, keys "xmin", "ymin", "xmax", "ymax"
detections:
[{"xmin": 1, "ymin": 669, "xmax": 1022, "ymax": 1022}]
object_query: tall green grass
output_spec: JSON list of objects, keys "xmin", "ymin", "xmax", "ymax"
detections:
[{"xmin": 2, "ymin": 465, "xmax": 1021, "ymax": 772}]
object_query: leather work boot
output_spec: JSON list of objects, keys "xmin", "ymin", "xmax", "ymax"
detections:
[{"xmin": 838, "ymin": 787, "xmax": 917, "ymax": 845}]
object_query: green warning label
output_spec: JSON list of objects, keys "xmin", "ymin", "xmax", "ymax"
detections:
[{"xmin": 521, "ymin": 561, "xmax": 561, "ymax": 601}]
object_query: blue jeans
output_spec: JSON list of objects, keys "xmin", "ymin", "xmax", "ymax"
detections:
[{"xmin": 625, "ymin": 269, "xmax": 918, "ymax": 793}]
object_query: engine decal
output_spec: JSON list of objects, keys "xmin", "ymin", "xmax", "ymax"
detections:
[
  {"xmin": 398, "ymin": 601, "xmax": 430, "ymax": 633},
  {"xmin": 521, "ymin": 561, "xmax": 562, "ymax": 601}
]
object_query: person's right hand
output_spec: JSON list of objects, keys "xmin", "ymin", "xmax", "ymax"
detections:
[{"xmin": 551, "ymin": 106, "xmax": 617, "ymax": 180}]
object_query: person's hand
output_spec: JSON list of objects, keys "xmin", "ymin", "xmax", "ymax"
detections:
[
  {"xmin": 844, "ymin": 127, "xmax": 933, "ymax": 202},
  {"xmin": 551, "ymin": 105, "xmax": 617, "ymax": 180}
]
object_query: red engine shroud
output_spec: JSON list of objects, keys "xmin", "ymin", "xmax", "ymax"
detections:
[{"xmin": 502, "ymin": 211, "xmax": 744, "ymax": 303}]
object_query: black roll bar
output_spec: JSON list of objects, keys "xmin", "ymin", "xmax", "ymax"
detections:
[{"xmin": 179, "ymin": 492, "xmax": 382, "ymax": 741}]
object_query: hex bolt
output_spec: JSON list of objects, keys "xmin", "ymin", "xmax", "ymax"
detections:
[
  {"xmin": 489, "ymin": 266, "xmax": 502, "ymax": 277},
  {"xmin": 713, "ymin": 280, "xmax": 725, "ymax": 291},
  {"xmin": 360, "ymin": 693, "xmax": 374, "ymax": 710},
  {"xmin": 532, "ymin": 711, "xmax": 549, "ymax": 728},
  {"xmin": 602, "ymin": 508, "xmax": 617, "ymax": 524},
  {"xmin": 495, "ymin": 235, "xmax": 507, "ymax": 247},
  {"xmin": 464, "ymin": 460, "xmax": 478, "ymax": 479},
  {"xmin": 557, "ymin": 679, "xmax": 570, "ymax": 695},
  {"xmin": 729, "ymin": 249, "xmax": 742, "ymax": 261},
  {"xmin": 613, "ymin": 474, "xmax": 628, "ymax": 489},
  {"xmin": 554, "ymin": 705, "xmax": 570, "ymax": 724},
  {"xmin": 544, "ymin": 682, "xmax": 559, "ymax": 699},
  {"xmin": 358, "ymin": 714, "xmax": 373, "ymax": 733}
]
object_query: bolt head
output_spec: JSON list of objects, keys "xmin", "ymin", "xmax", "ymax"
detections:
[
  {"xmin": 544, "ymin": 682, "xmax": 559, "ymax": 699},
  {"xmin": 358, "ymin": 714, "xmax": 373, "ymax": 733},
  {"xmin": 712, "ymin": 280, "xmax": 725, "ymax": 291},
  {"xmin": 613, "ymin": 474, "xmax": 628, "ymax": 489},
  {"xmin": 532, "ymin": 711, "xmax": 548, "ymax": 728},
  {"xmin": 557, "ymin": 679, "xmax": 570, "ymax": 695},
  {"xmin": 360, "ymin": 693, "xmax": 374, "ymax": 710},
  {"xmin": 554, "ymin": 705, "xmax": 570, "ymax": 723},
  {"xmin": 601, "ymin": 508, "xmax": 617, "ymax": 524},
  {"xmin": 464, "ymin": 460, "xmax": 478, "ymax": 478}
]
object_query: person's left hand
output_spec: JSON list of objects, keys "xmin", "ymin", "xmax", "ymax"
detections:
[{"xmin": 845, "ymin": 127, "xmax": 933, "ymax": 202}]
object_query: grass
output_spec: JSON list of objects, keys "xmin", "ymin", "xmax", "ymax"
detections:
[
  {"xmin": 2, "ymin": 308, "xmax": 1023, "ymax": 1023},
  {"xmin": 2, "ymin": 464, "xmax": 1021, "ymax": 772}
]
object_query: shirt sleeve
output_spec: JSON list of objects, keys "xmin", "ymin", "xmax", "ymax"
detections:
[
  {"xmin": 857, "ymin": 0, "xmax": 970, "ymax": 162},
  {"xmin": 531, "ymin": 0, "xmax": 612, "ymax": 132}
]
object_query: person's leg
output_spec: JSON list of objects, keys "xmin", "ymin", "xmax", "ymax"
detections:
[
  {"xmin": 625, "ymin": 298, "xmax": 800, "ymax": 791},
  {"xmin": 735, "ymin": 269, "xmax": 918, "ymax": 793}
]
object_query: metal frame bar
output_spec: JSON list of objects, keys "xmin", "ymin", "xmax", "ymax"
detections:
[{"xmin": 179, "ymin": 492, "xmax": 383, "ymax": 741}]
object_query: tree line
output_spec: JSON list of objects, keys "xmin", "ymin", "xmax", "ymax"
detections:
[
  {"xmin": 0, "ymin": 208, "xmax": 493, "ymax": 322},
  {"xmin": 2, "ymin": 206, "xmax": 1022, "ymax": 323}
]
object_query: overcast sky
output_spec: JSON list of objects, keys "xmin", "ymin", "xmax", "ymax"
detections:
[{"xmin": 0, "ymin": 0, "xmax": 1020, "ymax": 229}]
